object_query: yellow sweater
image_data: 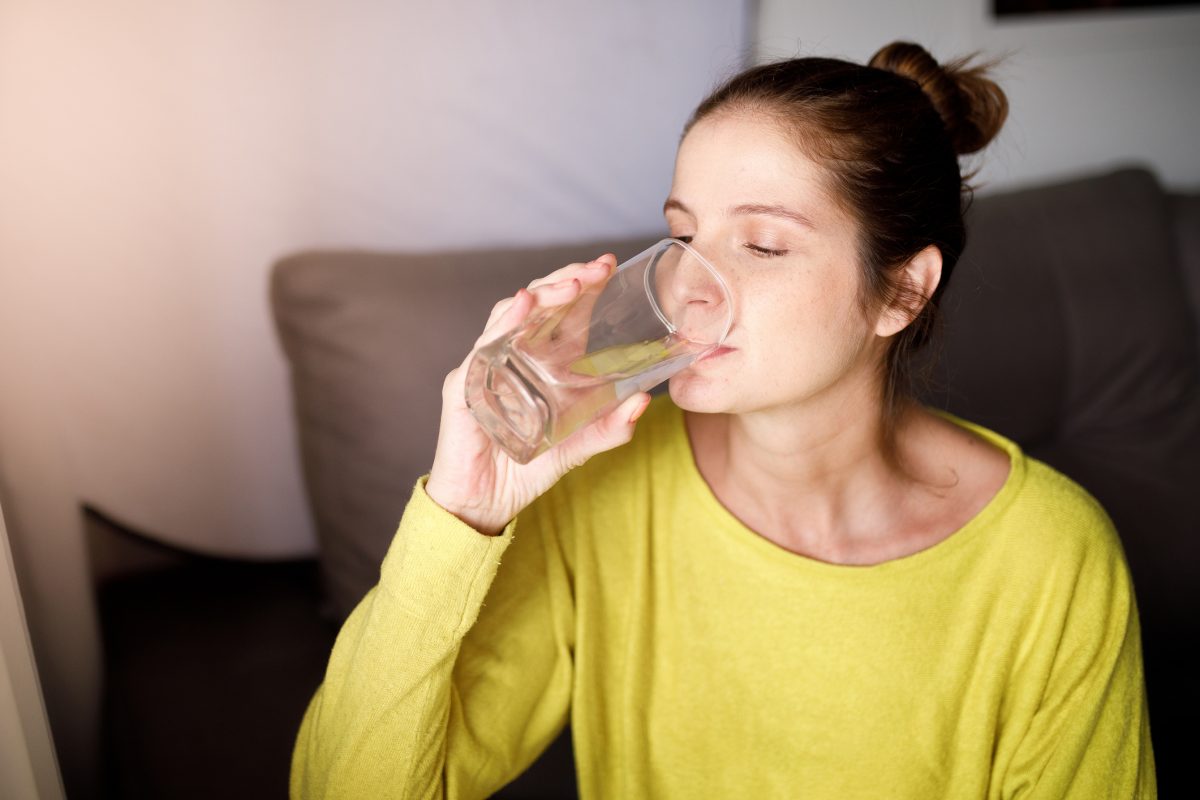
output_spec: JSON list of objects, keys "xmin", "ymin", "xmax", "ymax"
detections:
[{"xmin": 291, "ymin": 395, "xmax": 1156, "ymax": 798}]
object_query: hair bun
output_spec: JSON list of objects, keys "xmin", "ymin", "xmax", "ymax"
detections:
[{"xmin": 868, "ymin": 41, "xmax": 1008, "ymax": 156}]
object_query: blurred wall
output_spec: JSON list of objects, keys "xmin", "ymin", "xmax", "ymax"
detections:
[
  {"xmin": 0, "ymin": 1, "xmax": 750, "ymax": 795},
  {"xmin": 757, "ymin": 0, "xmax": 1200, "ymax": 190}
]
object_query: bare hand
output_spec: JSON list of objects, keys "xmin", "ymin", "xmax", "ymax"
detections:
[{"xmin": 425, "ymin": 254, "xmax": 652, "ymax": 535}]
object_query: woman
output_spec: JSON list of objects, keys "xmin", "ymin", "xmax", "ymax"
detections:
[{"xmin": 292, "ymin": 43, "xmax": 1155, "ymax": 798}]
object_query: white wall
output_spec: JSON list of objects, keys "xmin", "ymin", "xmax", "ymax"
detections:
[
  {"xmin": 756, "ymin": 0, "xmax": 1200, "ymax": 192},
  {"xmin": 0, "ymin": 1, "xmax": 750, "ymax": 795}
]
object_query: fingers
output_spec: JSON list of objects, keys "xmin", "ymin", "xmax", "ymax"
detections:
[
  {"xmin": 549, "ymin": 392, "xmax": 652, "ymax": 472},
  {"xmin": 477, "ymin": 252, "xmax": 618, "ymax": 347},
  {"xmin": 460, "ymin": 268, "xmax": 597, "ymax": 397},
  {"xmin": 528, "ymin": 276, "xmax": 584, "ymax": 312},
  {"xmin": 527, "ymin": 254, "xmax": 615, "ymax": 294},
  {"xmin": 477, "ymin": 287, "xmax": 535, "ymax": 348}
]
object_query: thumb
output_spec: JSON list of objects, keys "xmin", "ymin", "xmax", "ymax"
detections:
[{"xmin": 551, "ymin": 392, "xmax": 652, "ymax": 471}]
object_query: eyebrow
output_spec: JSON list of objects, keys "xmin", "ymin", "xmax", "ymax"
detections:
[{"xmin": 662, "ymin": 198, "xmax": 815, "ymax": 229}]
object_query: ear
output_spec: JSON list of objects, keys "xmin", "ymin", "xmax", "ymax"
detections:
[{"xmin": 874, "ymin": 245, "xmax": 943, "ymax": 338}]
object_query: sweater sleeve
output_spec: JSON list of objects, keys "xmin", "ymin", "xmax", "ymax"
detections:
[
  {"xmin": 1001, "ymin": 522, "xmax": 1157, "ymax": 799},
  {"xmin": 290, "ymin": 475, "xmax": 576, "ymax": 800}
]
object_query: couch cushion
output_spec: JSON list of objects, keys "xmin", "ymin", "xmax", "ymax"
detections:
[
  {"xmin": 99, "ymin": 554, "xmax": 336, "ymax": 799},
  {"xmin": 272, "ymin": 237, "xmax": 659, "ymax": 619}
]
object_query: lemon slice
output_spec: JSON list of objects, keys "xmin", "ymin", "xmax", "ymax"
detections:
[{"xmin": 570, "ymin": 339, "xmax": 673, "ymax": 377}]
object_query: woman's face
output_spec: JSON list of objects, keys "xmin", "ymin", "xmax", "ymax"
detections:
[{"xmin": 664, "ymin": 111, "xmax": 887, "ymax": 417}]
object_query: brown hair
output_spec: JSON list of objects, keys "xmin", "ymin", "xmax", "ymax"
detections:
[{"xmin": 683, "ymin": 42, "xmax": 1007, "ymax": 447}]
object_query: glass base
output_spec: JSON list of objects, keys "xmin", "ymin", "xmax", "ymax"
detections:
[{"xmin": 464, "ymin": 341, "xmax": 552, "ymax": 464}]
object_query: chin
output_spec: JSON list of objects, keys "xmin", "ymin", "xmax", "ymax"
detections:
[{"xmin": 667, "ymin": 370, "xmax": 733, "ymax": 414}]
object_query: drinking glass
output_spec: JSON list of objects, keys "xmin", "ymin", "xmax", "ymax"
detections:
[{"xmin": 465, "ymin": 238, "xmax": 732, "ymax": 463}]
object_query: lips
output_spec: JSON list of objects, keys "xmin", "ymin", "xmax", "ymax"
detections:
[{"xmin": 697, "ymin": 345, "xmax": 736, "ymax": 362}]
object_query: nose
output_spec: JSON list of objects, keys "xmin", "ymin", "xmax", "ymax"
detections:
[{"xmin": 656, "ymin": 244, "xmax": 731, "ymax": 344}]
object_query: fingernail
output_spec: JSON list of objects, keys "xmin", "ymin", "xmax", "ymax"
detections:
[{"xmin": 628, "ymin": 396, "xmax": 651, "ymax": 424}]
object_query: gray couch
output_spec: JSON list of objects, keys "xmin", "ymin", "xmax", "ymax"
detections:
[{"xmin": 98, "ymin": 167, "xmax": 1198, "ymax": 798}]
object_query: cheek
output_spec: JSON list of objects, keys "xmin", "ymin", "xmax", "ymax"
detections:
[
  {"xmin": 797, "ymin": 258, "xmax": 868, "ymax": 334},
  {"xmin": 742, "ymin": 267, "xmax": 869, "ymax": 368},
  {"xmin": 741, "ymin": 268, "xmax": 842, "ymax": 340}
]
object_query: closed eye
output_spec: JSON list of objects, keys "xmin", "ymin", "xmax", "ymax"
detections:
[
  {"xmin": 746, "ymin": 243, "xmax": 788, "ymax": 257},
  {"xmin": 671, "ymin": 236, "xmax": 787, "ymax": 258}
]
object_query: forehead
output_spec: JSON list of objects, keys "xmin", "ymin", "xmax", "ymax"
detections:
[{"xmin": 671, "ymin": 112, "xmax": 836, "ymax": 215}]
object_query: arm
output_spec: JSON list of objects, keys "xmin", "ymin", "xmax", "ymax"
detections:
[
  {"xmin": 289, "ymin": 476, "xmax": 574, "ymax": 800},
  {"xmin": 1001, "ymin": 538, "xmax": 1157, "ymax": 799},
  {"xmin": 292, "ymin": 255, "xmax": 647, "ymax": 799}
]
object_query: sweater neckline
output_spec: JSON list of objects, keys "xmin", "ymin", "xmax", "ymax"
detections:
[{"xmin": 666, "ymin": 401, "xmax": 1027, "ymax": 579}]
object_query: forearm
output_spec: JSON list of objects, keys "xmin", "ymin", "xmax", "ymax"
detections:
[{"xmin": 290, "ymin": 477, "xmax": 514, "ymax": 800}]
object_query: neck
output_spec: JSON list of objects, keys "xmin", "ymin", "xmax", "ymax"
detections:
[{"xmin": 689, "ymin": 381, "xmax": 922, "ymax": 559}]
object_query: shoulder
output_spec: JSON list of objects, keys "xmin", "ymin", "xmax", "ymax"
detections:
[
  {"xmin": 1014, "ymin": 459, "xmax": 1137, "ymax": 614},
  {"xmin": 1018, "ymin": 457, "xmax": 1112, "ymax": 532},
  {"xmin": 966, "ymin": 427, "xmax": 1135, "ymax": 620},
  {"xmin": 935, "ymin": 427, "xmax": 1142, "ymax": 668},
  {"xmin": 1011, "ymin": 457, "xmax": 1124, "ymax": 568},
  {"xmin": 936, "ymin": 412, "xmax": 1119, "ymax": 553},
  {"xmin": 933, "ymin": 411, "xmax": 1132, "ymax": 595}
]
